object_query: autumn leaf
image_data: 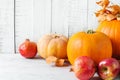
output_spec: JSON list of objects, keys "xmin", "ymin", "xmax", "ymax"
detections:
[
  {"xmin": 46, "ymin": 56, "xmax": 70, "ymax": 67},
  {"xmin": 95, "ymin": 0, "xmax": 120, "ymax": 22}
]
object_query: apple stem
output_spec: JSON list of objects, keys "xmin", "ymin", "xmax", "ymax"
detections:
[{"xmin": 102, "ymin": 67, "xmax": 108, "ymax": 72}]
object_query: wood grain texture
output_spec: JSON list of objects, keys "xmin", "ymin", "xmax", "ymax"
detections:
[
  {"xmin": 0, "ymin": 0, "xmax": 14, "ymax": 53},
  {"xmin": 0, "ymin": 54, "xmax": 77, "ymax": 80},
  {"xmin": 2, "ymin": 54, "xmax": 120, "ymax": 80},
  {"xmin": 0, "ymin": 0, "xmax": 120, "ymax": 53}
]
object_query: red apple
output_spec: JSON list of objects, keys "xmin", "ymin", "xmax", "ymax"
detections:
[
  {"xmin": 98, "ymin": 58, "xmax": 120, "ymax": 80},
  {"xmin": 19, "ymin": 39, "xmax": 37, "ymax": 58},
  {"xmin": 72, "ymin": 56, "xmax": 96, "ymax": 80}
]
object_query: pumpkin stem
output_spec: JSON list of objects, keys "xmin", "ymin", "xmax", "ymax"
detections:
[
  {"xmin": 87, "ymin": 30, "xmax": 95, "ymax": 34},
  {"xmin": 55, "ymin": 35, "xmax": 60, "ymax": 38},
  {"xmin": 53, "ymin": 35, "xmax": 60, "ymax": 38}
]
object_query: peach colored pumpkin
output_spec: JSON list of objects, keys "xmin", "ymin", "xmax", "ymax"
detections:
[{"xmin": 37, "ymin": 34, "xmax": 68, "ymax": 59}]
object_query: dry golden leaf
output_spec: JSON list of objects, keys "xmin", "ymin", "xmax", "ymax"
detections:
[
  {"xmin": 106, "ymin": 13, "xmax": 116, "ymax": 21},
  {"xmin": 97, "ymin": 14, "xmax": 107, "ymax": 22},
  {"xmin": 46, "ymin": 56, "xmax": 57, "ymax": 64},
  {"xmin": 95, "ymin": 0, "xmax": 120, "ymax": 21},
  {"xmin": 46, "ymin": 56, "xmax": 70, "ymax": 67},
  {"xmin": 96, "ymin": 0, "xmax": 110, "ymax": 9},
  {"xmin": 108, "ymin": 5, "xmax": 120, "ymax": 15},
  {"xmin": 95, "ymin": 9, "xmax": 105, "ymax": 17},
  {"xmin": 55, "ymin": 59, "xmax": 65, "ymax": 67},
  {"xmin": 95, "ymin": 9, "xmax": 111, "ymax": 17}
]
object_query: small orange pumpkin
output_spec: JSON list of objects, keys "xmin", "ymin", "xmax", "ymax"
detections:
[
  {"xmin": 97, "ymin": 20, "xmax": 120, "ymax": 59},
  {"xmin": 37, "ymin": 34, "xmax": 68, "ymax": 59},
  {"xmin": 67, "ymin": 30, "xmax": 112, "ymax": 65}
]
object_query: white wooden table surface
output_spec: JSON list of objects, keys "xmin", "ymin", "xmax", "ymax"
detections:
[
  {"xmin": 0, "ymin": 54, "xmax": 103, "ymax": 80},
  {"xmin": 0, "ymin": 54, "xmax": 77, "ymax": 80},
  {"xmin": 1, "ymin": 54, "xmax": 120, "ymax": 80}
]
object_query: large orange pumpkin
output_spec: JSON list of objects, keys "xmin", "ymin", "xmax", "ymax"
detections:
[
  {"xmin": 96, "ymin": 20, "xmax": 120, "ymax": 59},
  {"xmin": 37, "ymin": 34, "xmax": 68, "ymax": 59},
  {"xmin": 67, "ymin": 30, "xmax": 112, "ymax": 65}
]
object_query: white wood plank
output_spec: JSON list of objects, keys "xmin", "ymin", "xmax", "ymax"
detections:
[
  {"xmin": 0, "ymin": 0, "xmax": 14, "ymax": 53},
  {"xmin": 33, "ymin": 0, "xmax": 51, "ymax": 41},
  {"xmin": 87, "ymin": 0, "xmax": 99, "ymax": 30},
  {"xmin": 15, "ymin": 0, "xmax": 51, "ymax": 53},
  {"xmin": 52, "ymin": 0, "xmax": 68, "ymax": 37},
  {"xmin": 68, "ymin": 0, "xmax": 88, "ymax": 37},
  {"xmin": 15, "ymin": 0, "xmax": 34, "ymax": 52},
  {"xmin": 111, "ymin": 0, "xmax": 120, "ymax": 5}
]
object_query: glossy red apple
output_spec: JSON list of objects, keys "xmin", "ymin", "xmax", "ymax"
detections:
[
  {"xmin": 19, "ymin": 39, "xmax": 37, "ymax": 58},
  {"xmin": 72, "ymin": 56, "xmax": 96, "ymax": 80},
  {"xmin": 98, "ymin": 58, "xmax": 120, "ymax": 80}
]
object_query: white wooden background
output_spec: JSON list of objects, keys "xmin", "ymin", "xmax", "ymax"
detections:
[{"xmin": 0, "ymin": 0, "xmax": 119, "ymax": 53}]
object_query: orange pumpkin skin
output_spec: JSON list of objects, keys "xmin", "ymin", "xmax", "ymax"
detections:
[
  {"xmin": 37, "ymin": 34, "xmax": 68, "ymax": 59},
  {"xmin": 67, "ymin": 31, "xmax": 112, "ymax": 65},
  {"xmin": 97, "ymin": 20, "xmax": 120, "ymax": 59}
]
